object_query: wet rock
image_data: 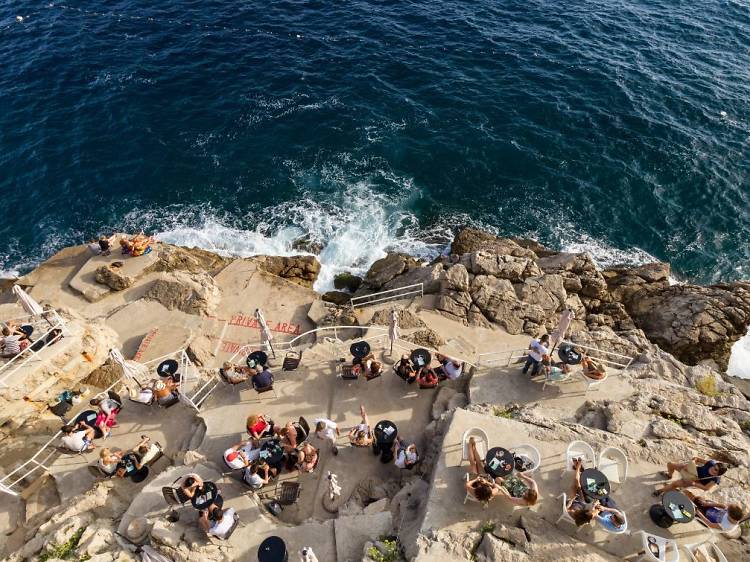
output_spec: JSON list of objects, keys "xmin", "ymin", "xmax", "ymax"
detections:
[
  {"xmin": 95, "ymin": 264, "xmax": 134, "ymax": 291},
  {"xmin": 322, "ymin": 291, "xmax": 352, "ymax": 306},
  {"xmin": 254, "ymin": 255, "xmax": 321, "ymax": 288},
  {"xmin": 145, "ymin": 272, "xmax": 220, "ymax": 316},
  {"xmin": 363, "ymin": 253, "xmax": 421, "ymax": 290},
  {"xmin": 291, "ymin": 234, "xmax": 323, "ymax": 255},
  {"xmin": 333, "ymin": 272, "xmax": 363, "ymax": 292},
  {"xmin": 450, "ymin": 228, "xmax": 537, "ymax": 259}
]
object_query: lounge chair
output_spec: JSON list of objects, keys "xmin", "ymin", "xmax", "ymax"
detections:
[
  {"xmin": 564, "ymin": 440, "xmax": 596, "ymax": 471},
  {"xmin": 633, "ymin": 531, "xmax": 679, "ymax": 562},
  {"xmin": 511, "ymin": 444, "xmax": 541, "ymax": 473},
  {"xmin": 461, "ymin": 427, "xmax": 489, "ymax": 464},
  {"xmin": 683, "ymin": 541, "xmax": 728, "ymax": 562},
  {"xmin": 597, "ymin": 446, "xmax": 628, "ymax": 486}
]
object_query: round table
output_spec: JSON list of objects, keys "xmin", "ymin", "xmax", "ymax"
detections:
[
  {"xmin": 157, "ymin": 359, "xmax": 179, "ymax": 377},
  {"xmin": 410, "ymin": 348, "xmax": 432, "ymax": 368},
  {"xmin": 485, "ymin": 447, "xmax": 514, "ymax": 478},
  {"xmin": 258, "ymin": 536, "xmax": 288, "ymax": 562},
  {"xmin": 662, "ymin": 490, "xmax": 695, "ymax": 524},
  {"xmin": 350, "ymin": 341, "xmax": 371, "ymax": 359},
  {"xmin": 247, "ymin": 350, "xmax": 268, "ymax": 368},
  {"xmin": 580, "ymin": 468, "xmax": 610, "ymax": 500},
  {"xmin": 259, "ymin": 440, "xmax": 285, "ymax": 465},
  {"xmin": 374, "ymin": 420, "xmax": 398, "ymax": 444},
  {"xmin": 191, "ymin": 482, "xmax": 222, "ymax": 511},
  {"xmin": 557, "ymin": 343, "xmax": 583, "ymax": 365}
]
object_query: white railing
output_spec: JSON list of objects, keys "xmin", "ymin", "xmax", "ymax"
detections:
[
  {"xmin": 350, "ymin": 283, "xmax": 424, "ymax": 310},
  {"xmin": 0, "ymin": 310, "xmax": 67, "ymax": 388},
  {"xmin": 477, "ymin": 340, "xmax": 635, "ymax": 371},
  {"xmin": 173, "ymin": 349, "xmax": 219, "ymax": 411},
  {"xmin": 227, "ymin": 324, "xmax": 478, "ymax": 369}
]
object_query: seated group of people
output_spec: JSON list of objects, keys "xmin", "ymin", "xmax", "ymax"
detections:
[
  {"xmin": 654, "ymin": 456, "xmax": 743, "ymax": 532},
  {"xmin": 348, "ymin": 352, "xmax": 383, "ymax": 380},
  {"xmin": 523, "ymin": 335, "xmax": 604, "ymax": 381},
  {"xmin": 176, "ymin": 474, "xmax": 236, "ymax": 539},
  {"xmin": 395, "ymin": 352, "xmax": 463, "ymax": 388},
  {"xmin": 0, "ymin": 321, "xmax": 62, "ymax": 359},
  {"xmin": 565, "ymin": 458, "xmax": 626, "ymax": 530},
  {"xmin": 127, "ymin": 372, "xmax": 181, "ymax": 406},
  {"xmin": 60, "ymin": 392, "xmax": 124, "ymax": 452},
  {"xmin": 220, "ymin": 360, "xmax": 273, "ymax": 389},
  {"xmin": 97, "ymin": 435, "xmax": 160, "ymax": 479},
  {"xmin": 464, "ymin": 437, "xmax": 538, "ymax": 507}
]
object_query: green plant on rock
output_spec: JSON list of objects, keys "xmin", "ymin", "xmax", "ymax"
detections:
[
  {"xmin": 740, "ymin": 420, "xmax": 750, "ymax": 433},
  {"xmin": 695, "ymin": 375, "xmax": 719, "ymax": 397},
  {"xmin": 39, "ymin": 527, "xmax": 86, "ymax": 561},
  {"xmin": 492, "ymin": 406, "xmax": 512, "ymax": 419},
  {"xmin": 366, "ymin": 537, "xmax": 400, "ymax": 562},
  {"xmin": 478, "ymin": 520, "xmax": 496, "ymax": 534}
]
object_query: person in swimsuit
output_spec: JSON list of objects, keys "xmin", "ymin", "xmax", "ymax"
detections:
[
  {"xmin": 395, "ymin": 355, "xmax": 416, "ymax": 383},
  {"xmin": 348, "ymin": 404, "xmax": 373, "ymax": 447},
  {"xmin": 295, "ymin": 443, "xmax": 319, "ymax": 473},
  {"xmin": 685, "ymin": 490, "xmax": 744, "ymax": 531},
  {"xmin": 566, "ymin": 458, "xmax": 600, "ymax": 526},
  {"xmin": 655, "ymin": 456, "xmax": 727, "ymax": 495},
  {"xmin": 464, "ymin": 437, "xmax": 502, "ymax": 503}
]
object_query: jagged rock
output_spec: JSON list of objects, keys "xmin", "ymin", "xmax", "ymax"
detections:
[
  {"xmin": 402, "ymin": 328, "xmax": 446, "ymax": 349},
  {"xmin": 450, "ymin": 228, "xmax": 536, "ymax": 259},
  {"xmin": 362, "ymin": 253, "xmax": 421, "ymax": 290},
  {"xmin": 514, "ymin": 274, "xmax": 567, "ymax": 317},
  {"xmin": 466, "ymin": 252, "xmax": 542, "ymax": 281},
  {"xmin": 623, "ymin": 282, "xmax": 750, "ymax": 369},
  {"xmin": 651, "ymin": 418, "xmax": 693, "ymax": 440},
  {"xmin": 382, "ymin": 263, "xmax": 443, "ymax": 294},
  {"xmin": 308, "ymin": 301, "xmax": 359, "ymax": 332},
  {"xmin": 333, "ymin": 272, "xmax": 363, "ymax": 292},
  {"xmin": 80, "ymin": 358, "xmax": 122, "ymax": 389},
  {"xmin": 322, "ymin": 291, "xmax": 352, "ymax": 306},
  {"xmin": 470, "ymin": 275, "xmax": 545, "ymax": 334},
  {"xmin": 150, "ymin": 519, "xmax": 184, "ymax": 548},
  {"xmin": 150, "ymin": 245, "xmax": 230, "ymax": 275},
  {"xmin": 436, "ymin": 290, "xmax": 472, "ymax": 320},
  {"xmin": 441, "ymin": 264, "xmax": 470, "ymax": 292},
  {"xmin": 370, "ymin": 308, "xmax": 426, "ymax": 329},
  {"xmin": 144, "ymin": 272, "xmax": 220, "ymax": 316},
  {"xmin": 536, "ymin": 252, "xmax": 598, "ymax": 276},
  {"xmin": 291, "ymin": 234, "xmax": 323, "ymax": 255},
  {"xmin": 95, "ymin": 264, "xmax": 134, "ymax": 291},
  {"xmin": 254, "ymin": 255, "xmax": 321, "ymax": 288},
  {"xmin": 186, "ymin": 335, "xmax": 215, "ymax": 367}
]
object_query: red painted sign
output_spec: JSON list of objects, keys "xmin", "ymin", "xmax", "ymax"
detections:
[{"xmin": 228, "ymin": 314, "xmax": 301, "ymax": 335}]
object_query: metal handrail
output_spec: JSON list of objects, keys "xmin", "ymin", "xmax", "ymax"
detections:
[
  {"xmin": 0, "ymin": 310, "xmax": 67, "ymax": 387},
  {"xmin": 350, "ymin": 283, "xmax": 424, "ymax": 310},
  {"xmin": 477, "ymin": 340, "xmax": 636, "ymax": 370}
]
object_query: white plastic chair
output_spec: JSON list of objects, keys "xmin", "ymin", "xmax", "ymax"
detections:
[
  {"xmin": 598, "ymin": 446, "xmax": 628, "ymax": 486},
  {"xmin": 580, "ymin": 369, "xmax": 608, "ymax": 392},
  {"xmin": 463, "ymin": 473, "xmax": 488, "ymax": 508},
  {"xmin": 511, "ymin": 444, "xmax": 541, "ymax": 473},
  {"xmin": 683, "ymin": 541, "xmax": 728, "ymax": 562},
  {"xmin": 596, "ymin": 509, "xmax": 628, "ymax": 535},
  {"xmin": 461, "ymin": 427, "xmax": 489, "ymax": 464},
  {"xmin": 634, "ymin": 530, "xmax": 680, "ymax": 562},
  {"xmin": 542, "ymin": 367, "xmax": 572, "ymax": 390},
  {"xmin": 565, "ymin": 440, "xmax": 596, "ymax": 471},
  {"xmin": 555, "ymin": 493, "xmax": 579, "ymax": 529}
]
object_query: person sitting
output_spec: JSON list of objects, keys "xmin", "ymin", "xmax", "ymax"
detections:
[
  {"xmin": 98, "ymin": 447, "xmax": 123, "ymax": 476},
  {"xmin": 395, "ymin": 355, "xmax": 417, "ymax": 384},
  {"xmin": 495, "ymin": 472, "xmax": 539, "ymax": 507},
  {"xmin": 685, "ymin": 490, "xmax": 744, "ymax": 532},
  {"xmin": 595, "ymin": 502, "xmax": 627, "ymax": 532},
  {"xmin": 113, "ymin": 436, "xmax": 153, "ymax": 479},
  {"xmin": 464, "ymin": 436, "xmax": 502, "ymax": 503},
  {"xmin": 246, "ymin": 414, "xmax": 275, "ymax": 444},
  {"xmin": 191, "ymin": 480, "xmax": 223, "ymax": 511},
  {"xmin": 566, "ymin": 458, "xmax": 600, "ymax": 526},
  {"xmin": 220, "ymin": 361, "xmax": 253, "ymax": 385},
  {"xmin": 348, "ymin": 404, "xmax": 373, "ymax": 447},
  {"xmin": 279, "ymin": 421, "xmax": 300, "ymax": 452},
  {"xmin": 243, "ymin": 463, "xmax": 271, "ymax": 490},
  {"xmin": 199, "ymin": 505, "xmax": 236, "ymax": 539},
  {"xmin": 178, "ymin": 474, "xmax": 204, "ymax": 503},
  {"xmin": 654, "ymin": 456, "xmax": 727, "ymax": 495},
  {"xmin": 120, "ymin": 233, "xmax": 154, "ymax": 256},
  {"xmin": 522, "ymin": 334, "xmax": 549, "ymax": 377},
  {"xmin": 90, "ymin": 394, "xmax": 122, "ymax": 438},
  {"xmin": 581, "ymin": 353, "xmax": 606, "ymax": 380},
  {"xmin": 416, "ymin": 366, "xmax": 439, "ymax": 388},
  {"xmin": 435, "ymin": 353, "xmax": 463, "ymax": 381},
  {"xmin": 251, "ymin": 365, "xmax": 274, "ymax": 390},
  {"xmin": 60, "ymin": 422, "xmax": 96, "ymax": 452},
  {"xmin": 153, "ymin": 377, "xmax": 179, "ymax": 406},
  {"xmin": 98, "ymin": 235, "xmax": 114, "ymax": 256},
  {"xmin": 392, "ymin": 437, "xmax": 419, "ymax": 469},
  {"xmin": 294, "ymin": 443, "xmax": 319, "ymax": 473},
  {"xmin": 0, "ymin": 325, "xmax": 25, "ymax": 358}
]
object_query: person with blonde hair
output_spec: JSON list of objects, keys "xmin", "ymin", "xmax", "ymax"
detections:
[{"xmin": 348, "ymin": 404, "xmax": 373, "ymax": 447}]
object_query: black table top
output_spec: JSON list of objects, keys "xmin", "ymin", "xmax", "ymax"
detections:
[
  {"xmin": 247, "ymin": 350, "xmax": 268, "ymax": 368},
  {"xmin": 259, "ymin": 440, "xmax": 285, "ymax": 465},
  {"xmin": 258, "ymin": 536, "xmax": 287, "ymax": 562},
  {"xmin": 485, "ymin": 447, "xmax": 514, "ymax": 478},
  {"xmin": 662, "ymin": 490, "xmax": 695, "ymax": 523},
  {"xmin": 157, "ymin": 359, "xmax": 179, "ymax": 376},
  {"xmin": 350, "ymin": 341, "xmax": 371, "ymax": 359},
  {"xmin": 374, "ymin": 420, "xmax": 398, "ymax": 443},
  {"xmin": 558, "ymin": 343, "xmax": 583, "ymax": 365},
  {"xmin": 580, "ymin": 468, "xmax": 611, "ymax": 500},
  {"xmin": 410, "ymin": 348, "xmax": 432, "ymax": 368}
]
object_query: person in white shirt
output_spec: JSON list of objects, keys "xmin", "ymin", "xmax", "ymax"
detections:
[
  {"xmin": 392, "ymin": 437, "xmax": 419, "ymax": 469},
  {"xmin": 314, "ymin": 417, "xmax": 340, "ymax": 455},
  {"xmin": 522, "ymin": 334, "xmax": 550, "ymax": 376},
  {"xmin": 435, "ymin": 354, "xmax": 463, "ymax": 381},
  {"xmin": 243, "ymin": 463, "xmax": 270, "ymax": 490},
  {"xmin": 60, "ymin": 422, "xmax": 96, "ymax": 452},
  {"xmin": 199, "ymin": 506, "xmax": 236, "ymax": 539},
  {"xmin": 348, "ymin": 404, "xmax": 373, "ymax": 447}
]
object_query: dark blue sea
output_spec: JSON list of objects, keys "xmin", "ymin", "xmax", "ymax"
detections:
[{"xmin": 2, "ymin": 0, "xmax": 749, "ymax": 289}]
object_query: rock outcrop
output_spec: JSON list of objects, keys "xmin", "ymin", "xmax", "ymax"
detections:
[
  {"xmin": 94, "ymin": 263, "xmax": 134, "ymax": 291},
  {"xmin": 253, "ymin": 255, "xmax": 321, "ymax": 288},
  {"xmin": 144, "ymin": 272, "xmax": 220, "ymax": 316}
]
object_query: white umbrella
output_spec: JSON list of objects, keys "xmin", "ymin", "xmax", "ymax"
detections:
[
  {"xmin": 109, "ymin": 348, "xmax": 143, "ymax": 383},
  {"xmin": 12, "ymin": 285, "xmax": 43, "ymax": 317},
  {"xmin": 550, "ymin": 308, "xmax": 575, "ymax": 351},
  {"xmin": 388, "ymin": 309, "xmax": 399, "ymax": 356},
  {"xmin": 255, "ymin": 308, "xmax": 276, "ymax": 359}
]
